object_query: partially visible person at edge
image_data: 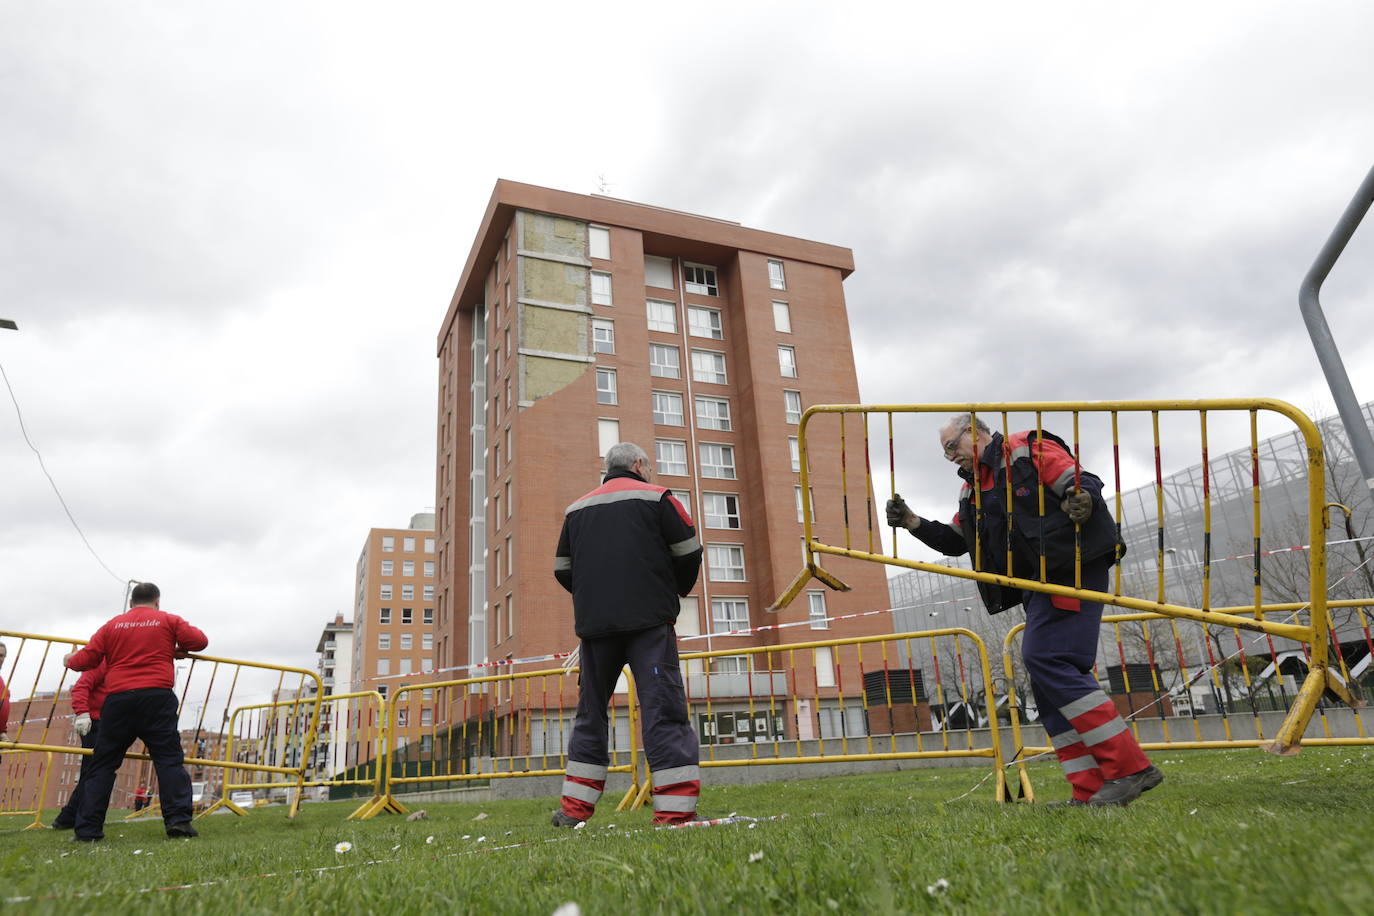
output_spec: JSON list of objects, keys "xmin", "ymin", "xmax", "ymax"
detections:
[
  {"xmin": 49, "ymin": 660, "xmax": 110, "ymax": 830},
  {"xmin": 886, "ymin": 413, "xmax": 1162, "ymax": 807},
  {"xmin": 551, "ymin": 442, "xmax": 704, "ymax": 827},
  {"xmin": 0, "ymin": 640, "xmax": 11, "ymax": 745},
  {"xmin": 64, "ymin": 582, "xmax": 209, "ymax": 841}
]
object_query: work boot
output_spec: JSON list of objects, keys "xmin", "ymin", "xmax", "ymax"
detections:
[
  {"xmin": 1087, "ymin": 765, "xmax": 1164, "ymax": 807},
  {"xmin": 48, "ymin": 819, "xmax": 75, "ymax": 830},
  {"xmin": 550, "ymin": 810, "xmax": 584, "ymax": 828},
  {"xmin": 166, "ymin": 822, "xmax": 199, "ymax": 838}
]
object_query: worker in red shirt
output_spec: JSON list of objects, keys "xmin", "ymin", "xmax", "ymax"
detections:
[
  {"xmin": 1, "ymin": 640, "xmax": 11, "ymax": 745},
  {"xmin": 64, "ymin": 582, "xmax": 209, "ymax": 842},
  {"xmin": 49, "ymin": 661, "xmax": 110, "ymax": 830}
]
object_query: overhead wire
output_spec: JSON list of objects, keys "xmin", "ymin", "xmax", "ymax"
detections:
[{"xmin": 0, "ymin": 356, "xmax": 128, "ymax": 586}]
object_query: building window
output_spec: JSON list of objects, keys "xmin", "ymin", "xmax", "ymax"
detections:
[
  {"xmin": 778, "ymin": 345, "xmax": 797, "ymax": 378},
  {"xmin": 789, "ymin": 436, "xmax": 800, "ymax": 473},
  {"xmin": 397, "ymin": 707, "xmax": 409, "ymax": 726},
  {"xmin": 379, "ymin": 607, "xmax": 391, "ymax": 625},
  {"xmin": 767, "ymin": 259, "xmax": 786, "ymax": 290},
  {"xmin": 670, "ymin": 489, "xmax": 692, "ymax": 516},
  {"xmin": 695, "ymin": 396, "xmax": 731, "ymax": 431},
  {"xmin": 647, "ymin": 299, "xmax": 677, "ymax": 333},
  {"xmin": 807, "ymin": 592, "xmax": 829, "ymax": 629},
  {"xmin": 591, "ymin": 270, "xmax": 613, "ymax": 306},
  {"xmin": 712, "ymin": 655, "xmax": 750, "ymax": 675},
  {"xmin": 598, "ymin": 418, "xmax": 620, "ymax": 457},
  {"xmin": 796, "ymin": 486, "xmax": 805, "ymax": 522},
  {"xmin": 710, "ymin": 598, "xmax": 749, "ymax": 634},
  {"xmin": 691, "ymin": 349, "xmax": 727, "ymax": 384},
  {"xmin": 404, "ymin": 537, "xmax": 416, "ymax": 552},
  {"xmin": 377, "ymin": 684, "xmax": 389, "ymax": 699},
  {"xmin": 649, "ymin": 344, "xmax": 680, "ymax": 379},
  {"xmin": 381, "ymin": 560, "xmax": 393, "ymax": 576},
  {"xmin": 596, "ymin": 368, "xmax": 618, "ymax": 405},
  {"xmin": 708, "ymin": 544, "xmax": 746, "ymax": 582},
  {"xmin": 507, "ymin": 594, "xmax": 515, "ymax": 639},
  {"xmin": 381, "ymin": 536, "xmax": 395, "ymax": 552},
  {"xmin": 687, "ymin": 306, "xmax": 723, "ymax": 340},
  {"xmin": 784, "ymin": 390, "xmax": 803, "ymax": 424},
  {"xmin": 773, "ymin": 301, "xmax": 792, "ymax": 333},
  {"xmin": 424, "ymin": 561, "xmax": 434, "ymax": 577},
  {"xmin": 703, "ymin": 493, "xmax": 741, "ymax": 529},
  {"xmin": 593, "ymin": 319, "xmax": 615, "ymax": 354},
  {"xmin": 589, "ymin": 225, "xmax": 611, "ymax": 260},
  {"xmin": 493, "ymin": 547, "xmax": 501, "ymax": 584},
  {"xmin": 506, "ymin": 535, "xmax": 513, "ymax": 576},
  {"xmin": 656, "ymin": 439, "xmax": 689, "ymax": 477},
  {"xmin": 492, "ymin": 602, "xmax": 502, "ymax": 642},
  {"xmin": 378, "ymin": 634, "xmax": 391, "ymax": 650},
  {"xmin": 652, "ymin": 390, "xmax": 684, "ymax": 426},
  {"xmin": 425, "ymin": 537, "xmax": 435, "ymax": 553},
  {"xmin": 420, "ymin": 708, "xmax": 434, "ymax": 727},
  {"xmin": 493, "ymin": 492, "xmax": 501, "ymax": 526},
  {"xmin": 403, "ymin": 560, "xmax": 415, "ymax": 577},
  {"xmin": 815, "ymin": 646, "xmax": 836, "ymax": 687},
  {"xmin": 423, "ymin": 633, "xmax": 433, "ymax": 650},
  {"xmin": 699, "ymin": 443, "xmax": 736, "ymax": 479},
  {"xmin": 379, "ymin": 584, "xmax": 392, "ymax": 600},
  {"xmin": 377, "ymin": 658, "xmax": 390, "ymax": 676},
  {"xmin": 400, "ymin": 633, "xmax": 413, "ymax": 650},
  {"xmin": 645, "ymin": 255, "xmax": 675, "ymax": 289},
  {"xmin": 684, "ymin": 263, "xmax": 718, "ymax": 296},
  {"xmin": 505, "ymin": 480, "xmax": 512, "ymax": 519},
  {"xmin": 402, "ymin": 607, "xmax": 414, "ymax": 624},
  {"xmin": 402, "ymin": 585, "xmax": 415, "ymax": 600},
  {"xmin": 423, "ymin": 607, "xmax": 434, "ymax": 625}
]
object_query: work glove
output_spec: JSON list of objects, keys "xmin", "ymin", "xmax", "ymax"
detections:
[
  {"xmin": 885, "ymin": 494, "xmax": 918, "ymax": 530},
  {"xmin": 561, "ymin": 645, "xmax": 580, "ymax": 674},
  {"xmin": 1061, "ymin": 487, "xmax": 1093, "ymax": 525},
  {"xmin": 73, "ymin": 713, "xmax": 92, "ymax": 736},
  {"xmin": 0, "ymin": 732, "xmax": 9, "ymax": 743}
]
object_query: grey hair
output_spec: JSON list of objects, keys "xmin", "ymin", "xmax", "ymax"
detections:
[
  {"xmin": 947, "ymin": 413, "xmax": 993, "ymax": 436},
  {"xmin": 605, "ymin": 442, "xmax": 649, "ymax": 474}
]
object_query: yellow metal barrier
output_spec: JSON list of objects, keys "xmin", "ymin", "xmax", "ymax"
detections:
[
  {"xmin": 205, "ymin": 691, "xmax": 387, "ymax": 820},
  {"xmin": 0, "ymin": 628, "xmax": 324, "ymax": 823},
  {"xmin": 360, "ymin": 666, "xmax": 640, "ymax": 819},
  {"xmin": 0, "ymin": 750, "xmax": 54, "ymax": 830},
  {"xmin": 655, "ymin": 628, "xmax": 1007, "ymax": 803},
  {"xmin": 771, "ymin": 400, "xmax": 1362, "ymax": 760}
]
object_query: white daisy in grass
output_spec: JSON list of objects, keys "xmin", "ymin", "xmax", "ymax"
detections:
[{"xmin": 334, "ymin": 841, "xmax": 353, "ymax": 854}]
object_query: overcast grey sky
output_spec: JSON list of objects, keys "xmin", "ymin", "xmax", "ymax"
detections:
[{"xmin": 3, "ymin": 2, "xmax": 1373, "ymax": 696}]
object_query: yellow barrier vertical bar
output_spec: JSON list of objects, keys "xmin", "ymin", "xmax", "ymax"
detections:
[
  {"xmin": 1111, "ymin": 410, "xmax": 1124, "ymax": 596},
  {"xmin": 1231, "ymin": 628, "xmax": 1265, "ymax": 741},
  {"xmin": 1001, "ymin": 412, "xmax": 1015, "ymax": 593},
  {"xmin": 952, "ymin": 635, "xmax": 975, "ymax": 751},
  {"xmin": 1072, "ymin": 408, "xmax": 1083, "ymax": 590},
  {"xmin": 1141, "ymin": 620, "xmax": 1172, "ymax": 743},
  {"xmin": 1112, "ymin": 621, "xmax": 1140, "ymax": 739},
  {"xmin": 1001, "ymin": 627, "xmax": 1033, "ymax": 801},
  {"xmin": 1249, "ymin": 411, "xmax": 1264, "ymax": 618},
  {"xmin": 840, "ymin": 412, "xmax": 851, "ymax": 550},
  {"xmin": 930, "ymin": 635, "xmax": 949, "ymax": 752},
  {"xmin": 1200, "ymin": 410, "xmax": 1213, "ymax": 612},
  {"xmin": 789, "ymin": 648, "xmax": 803, "ymax": 758},
  {"xmin": 888, "ymin": 411, "xmax": 899, "ymax": 560},
  {"xmin": 1153, "ymin": 411, "xmax": 1166, "ymax": 601},
  {"xmin": 812, "ymin": 646, "xmax": 827, "ymax": 758},
  {"xmin": 863, "ymin": 410, "xmax": 875, "ymax": 555}
]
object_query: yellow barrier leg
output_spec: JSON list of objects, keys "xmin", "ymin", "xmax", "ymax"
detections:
[
  {"xmin": 1264, "ymin": 667, "xmax": 1328, "ymax": 755},
  {"xmin": 197, "ymin": 797, "xmax": 248, "ymax": 819}
]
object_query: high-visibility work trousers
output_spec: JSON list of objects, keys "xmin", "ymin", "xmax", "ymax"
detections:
[
  {"xmin": 561, "ymin": 624, "xmax": 699, "ymax": 824},
  {"xmin": 1022, "ymin": 564, "xmax": 1151, "ymax": 801}
]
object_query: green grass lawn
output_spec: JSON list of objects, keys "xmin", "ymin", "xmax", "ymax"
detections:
[{"xmin": 2, "ymin": 747, "xmax": 1372, "ymax": 915}]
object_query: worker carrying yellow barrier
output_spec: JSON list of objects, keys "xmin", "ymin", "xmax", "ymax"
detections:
[{"xmin": 886, "ymin": 412, "xmax": 1162, "ymax": 807}]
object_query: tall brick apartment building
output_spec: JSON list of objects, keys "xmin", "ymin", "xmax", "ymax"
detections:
[
  {"xmin": 433, "ymin": 181, "xmax": 892, "ymax": 746},
  {"xmin": 350, "ymin": 515, "xmax": 437, "ymax": 755}
]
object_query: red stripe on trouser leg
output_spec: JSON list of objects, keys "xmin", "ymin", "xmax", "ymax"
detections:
[
  {"xmin": 1068, "ymin": 701, "xmax": 1151, "ymax": 780},
  {"xmin": 1054, "ymin": 743, "xmax": 1104, "ymax": 802},
  {"xmin": 650, "ymin": 780, "xmax": 699, "ymax": 824},
  {"xmin": 560, "ymin": 774, "xmax": 604, "ymax": 821}
]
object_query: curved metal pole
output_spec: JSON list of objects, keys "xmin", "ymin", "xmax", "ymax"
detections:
[{"xmin": 1299, "ymin": 162, "xmax": 1374, "ymax": 497}]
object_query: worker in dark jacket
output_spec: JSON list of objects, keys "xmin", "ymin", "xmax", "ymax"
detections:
[
  {"xmin": 551, "ymin": 442, "xmax": 703, "ymax": 826},
  {"xmin": 49, "ymin": 661, "xmax": 110, "ymax": 830},
  {"xmin": 887, "ymin": 413, "xmax": 1161, "ymax": 807},
  {"xmin": 65, "ymin": 582, "xmax": 209, "ymax": 841}
]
